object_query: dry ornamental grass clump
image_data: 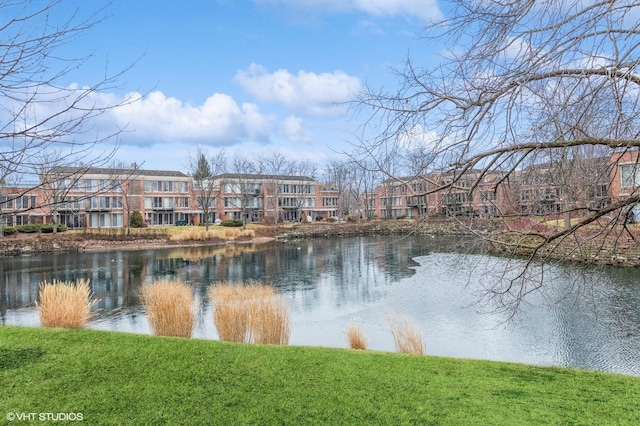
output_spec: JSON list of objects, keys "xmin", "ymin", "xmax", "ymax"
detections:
[
  {"xmin": 388, "ymin": 313, "xmax": 425, "ymax": 355},
  {"xmin": 222, "ymin": 228, "xmax": 241, "ymax": 240},
  {"xmin": 141, "ymin": 278, "xmax": 195, "ymax": 338},
  {"xmin": 208, "ymin": 281, "xmax": 290, "ymax": 345},
  {"xmin": 171, "ymin": 228, "xmax": 217, "ymax": 241},
  {"xmin": 345, "ymin": 320, "xmax": 368, "ymax": 350},
  {"xmin": 38, "ymin": 279, "xmax": 94, "ymax": 328}
]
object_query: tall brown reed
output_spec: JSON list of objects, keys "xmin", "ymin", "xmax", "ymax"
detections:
[
  {"xmin": 388, "ymin": 313, "xmax": 425, "ymax": 355},
  {"xmin": 345, "ymin": 320, "xmax": 368, "ymax": 350},
  {"xmin": 140, "ymin": 278, "xmax": 195, "ymax": 338},
  {"xmin": 252, "ymin": 295, "xmax": 291, "ymax": 345},
  {"xmin": 38, "ymin": 279, "xmax": 94, "ymax": 328},
  {"xmin": 208, "ymin": 282, "xmax": 290, "ymax": 345},
  {"xmin": 223, "ymin": 228, "xmax": 241, "ymax": 240},
  {"xmin": 239, "ymin": 229, "xmax": 255, "ymax": 238},
  {"xmin": 171, "ymin": 228, "xmax": 217, "ymax": 241},
  {"xmin": 208, "ymin": 285, "xmax": 254, "ymax": 342}
]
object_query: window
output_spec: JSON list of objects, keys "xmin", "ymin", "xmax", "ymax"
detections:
[
  {"xmin": 112, "ymin": 197, "xmax": 123, "ymax": 208},
  {"xmin": 86, "ymin": 180, "xmax": 98, "ymax": 191},
  {"xmin": 620, "ymin": 164, "xmax": 640, "ymax": 188},
  {"xmin": 111, "ymin": 214, "xmax": 123, "ymax": 227},
  {"xmin": 480, "ymin": 191, "xmax": 497, "ymax": 202},
  {"xmin": 73, "ymin": 179, "xmax": 85, "ymax": 191},
  {"xmin": 595, "ymin": 184, "xmax": 608, "ymax": 198},
  {"xmin": 144, "ymin": 181, "xmax": 152, "ymax": 192},
  {"xmin": 224, "ymin": 197, "xmax": 241, "ymax": 208},
  {"xmin": 1, "ymin": 195, "xmax": 14, "ymax": 210}
]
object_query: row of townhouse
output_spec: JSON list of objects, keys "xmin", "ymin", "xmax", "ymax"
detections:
[
  {"xmin": 364, "ymin": 150, "xmax": 639, "ymax": 220},
  {"xmin": 0, "ymin": 167, "xmax": 345, "ymax": 228},
  {"xmin": 3, "ymin": 150, "xmax": 640, "ymax": 229}
]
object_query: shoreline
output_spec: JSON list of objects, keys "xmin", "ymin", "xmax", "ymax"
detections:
[{"xmin": 2, "ymin": 219, "xmax": 640, "ymax": 268}]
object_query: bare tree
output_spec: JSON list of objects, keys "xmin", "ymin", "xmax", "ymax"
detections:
[
  {"xmin": 354, "ymin": 0, "xmax": 640, "ymax": 314},
  {"xmin": 257, "ymin": 153, "xmax": 293, "ymax": 224},
  {"xmin": 229, "ymin": 157, "xmax": 263, "ymax": 228},
  {"xmin": 290, "ymin": 160, "xmax": 317, "ymax": 222},
  {"xmin": 0, "ymin": 1, "xmax": 134, "ymax": 237},
  {"xmin": 108, "ymin": 162, "xmax": 144, "ymax": 235},
  {"xmin": 189, "ymin": 147, "xmax": 226, "ymax": 231},
  {"xmin": 324, "ymin": 160, "xmax": 353, "ymax": 220}
]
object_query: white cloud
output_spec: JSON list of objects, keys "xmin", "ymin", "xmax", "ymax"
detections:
[
  {"xmin": 233, "ymin": 63, "xmax": 361, "ymax": 116},
  {"xmin": 281, "ymin": 115, "xmax": 313, "ymax": 143},
  {"xmin": 396, "ymin": 125, "xmax": 439, "ymax": 151},
  {"xmin": 353, "ymin": 0, "xmax": 441, "ymax": 20},
  {"xmin": 109, "ymin": 90, "xmax": 275, "ymax": 145},
  {"xmin": 255, "ymin": 0, "xmax": 442, "ymax": 21}
]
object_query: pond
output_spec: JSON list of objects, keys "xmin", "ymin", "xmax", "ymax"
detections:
[{"xmin": 2, "ymin": 235, "xmax": 640, "ymax": 376}]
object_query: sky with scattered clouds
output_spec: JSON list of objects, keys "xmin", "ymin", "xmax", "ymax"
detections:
[{"xmin": 51, "ymin": 0, "xmax": 443, "ymax": 172}]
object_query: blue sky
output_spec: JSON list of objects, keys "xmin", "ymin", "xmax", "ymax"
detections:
[{"xmin": 53, "ymin": 0, "xmax": 443, "ymax": 172}]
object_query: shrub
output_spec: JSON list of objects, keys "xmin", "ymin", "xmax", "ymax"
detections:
[
  {"xmin": 1, "ymin": 226, "xmax": 16, "ymax": 236},
  {"xmin": 140, "ymin": 278, "xmax": 195, "ymax": 338},
  {"xmin": 16, "ymin": 224, "xmax": 41, "ymax": 233},
  {"xmin": 346, "ymin": 216, "xmax": 358, "ymax": 223},
  {"xmin": 40, "ymin": 224, "xmax": 68, "ymax": 233},
  {"xmin": 38, "ymin": 279, "xmax": 94, "ymax": 328},
  {"xmin": 326, "ymin": 217, "xmax": 338, "ymax": 223},
  {"xmin": 345, "ymin": 320, "xmax": 368, "ymax": 350},
  {"xmin": 130, "ymin": 211, "xmax": 144, "ymax": 228},
  {"xmin": 388, "ymin": 313, "xmax": 424, "ymax": 355},
  {"xmin": 208, "ymin": 282, "xmax": 290, "ymax": 345},
  {"xmin": 221, "ymin": 219, "xmax": 243, "ymax": 227}
]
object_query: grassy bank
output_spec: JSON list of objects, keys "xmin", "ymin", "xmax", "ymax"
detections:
[{"xmin": 1, "ymin": 327, "xmax": 639, "ymax": 424}]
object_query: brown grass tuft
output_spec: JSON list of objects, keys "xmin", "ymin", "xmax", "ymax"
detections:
[
  {"xmin": 38, "ymin": 279, "xmax": 94, "ymax": 328},
  {"xmin": 345, "ymin": 320, "xmax": 368, "ymax": 350},
  {"xmin": 140, "ymin": 278, "xmax": 195, "ymax": 338},
  {"xmin": 223, "ymin": 228, "xmax": 241, "ymax": 240},
  {"xmin": 239, "ymin": 229, "xmax": 255, "ymax": 238},
  {"xmin": 171, "ymin": 228, "xmax": 218, "ymax": 241},
  {"xmin": 388, "ymin": 313, "xmax": 425, "ymax": 355},
  {"xmin": 208, "ymin": 282, "xmax": 290, "ymax": 345},
  {"xmin": 252, "ymin": 295, "xmax": 290, "ymax": 345}
]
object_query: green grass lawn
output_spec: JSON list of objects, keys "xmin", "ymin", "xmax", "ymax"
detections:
[{"xmin": 1, "ymin": 326, "xmax": 639, "ymax": 425}]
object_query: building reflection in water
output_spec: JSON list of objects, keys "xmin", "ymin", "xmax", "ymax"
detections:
[{"xmin": 1, "ymin": 236, "xmax": 443, "ymax": 323}]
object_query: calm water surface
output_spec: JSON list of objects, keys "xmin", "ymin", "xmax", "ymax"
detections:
[{"xmin": 2, "ymin": 235, "xmax": 640, "ymax": 376}]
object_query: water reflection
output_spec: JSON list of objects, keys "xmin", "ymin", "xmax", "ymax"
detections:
[
  {"xmin": 0, "ymin": 236, "xmax": 430, "ymax": 320},
  {"xmin": 2, "ymin": 235, "xmax": 640, "ymax": 376}
]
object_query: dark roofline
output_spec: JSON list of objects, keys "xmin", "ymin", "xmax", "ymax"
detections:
[
  {"xmin": 212, "ymin": 173, "xmax": 316, "ymax": 182},
  {"xmin": 49, "ymin": 166, "xmax": 188, "ymax": 178}
]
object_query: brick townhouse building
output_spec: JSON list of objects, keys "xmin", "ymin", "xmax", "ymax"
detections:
[
  {"xmin": 0, "ymin": 167, "xmax": 344, "ymax": 228},
  {"xmin": 365, "ymin": 153, "xmax": 617, "ymax": 220},
  {"xmin": 2, "ymin": 150, "xmax": 639, "ymax": 229},
  {"xmin": 367, "ymin": 170, "xmax": 517, "ymax": 219}
]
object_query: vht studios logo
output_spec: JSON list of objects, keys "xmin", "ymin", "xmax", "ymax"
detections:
[{"xmin": 6, "ymin": 412, "xmax": 84, "ymax": 422}]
